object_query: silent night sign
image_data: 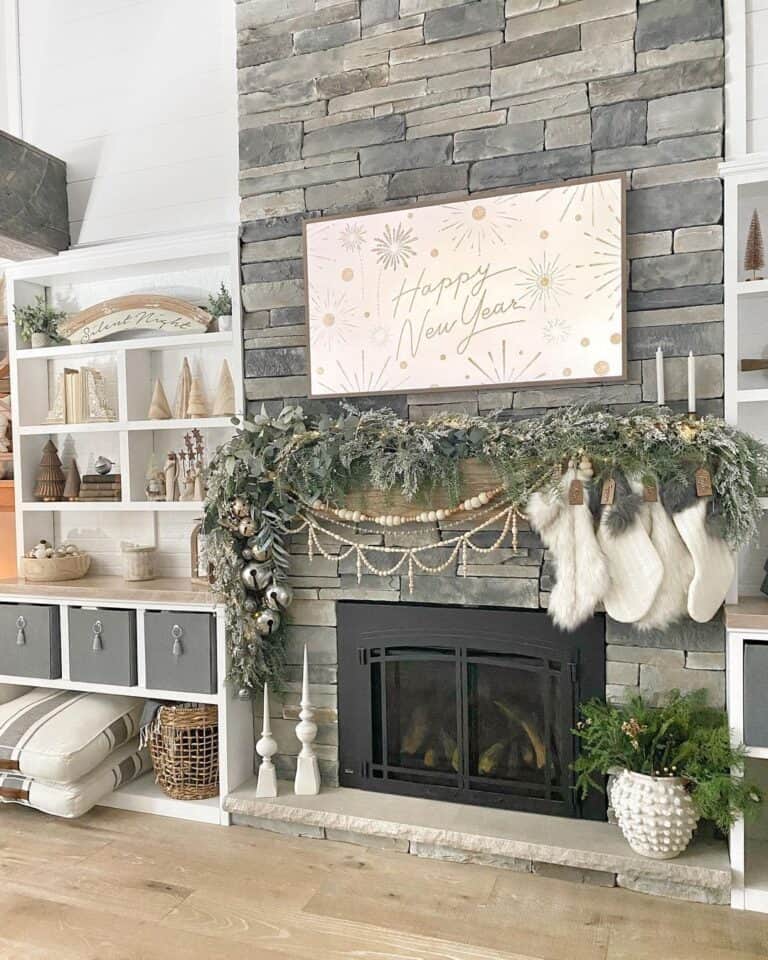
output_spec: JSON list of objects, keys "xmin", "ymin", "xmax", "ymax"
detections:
[{"xmin": 303, "ymin": 174, "xmax": 626, "ymax": 397}]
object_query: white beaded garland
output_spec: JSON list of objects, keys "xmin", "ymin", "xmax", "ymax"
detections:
[{"xmin": 309, "ymin": 485, "xmax": 505, "ymax": 528}]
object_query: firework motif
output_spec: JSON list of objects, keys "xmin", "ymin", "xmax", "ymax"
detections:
[
  {"xmin": 467, "ymin": 340, "xmax": 544, "ymax": 384},
  {"xmin": 315, "ymin": 350, "xmax": 409, "ymax": 395},
  {"xmin": 373, "ymin": 223, "xmax": 417, "ymax": 271},
  {"xmin": 516, "ymin": 254, "xmax": 572, "ymax": 310},
  {"xmin": 439, "ymin": 197, "xmax": 520, "ymax": 255},
  {"xmin": 573, "ymin": 205, "xmax": 622, "ymax": 319},
  {"xmin": 538, "ymin": 178, "xmax": 617, "ymax": 226},
  {"xmin": 369, "ymin": 323, "xmax": 391, "ymax": 348},
  {"xmin": 340, "ymin": 222, "xmax": 367, "ymax": 253},
  {"xmin": 543, "ymin": 316, "xmax": 571, "ymax": 344},
  {"xmin": 309, "ymin": 288, "xmax": 360, "ymax": 352}
]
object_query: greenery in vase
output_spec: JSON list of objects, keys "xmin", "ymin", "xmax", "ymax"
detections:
[
  {"xmin": 204, "ymin": 404, "xmax": 768, "ymax": 694},
  {"xmin": 13, "ymin": 295, "xmax": 67, "ymax": 343},
  {"xmin": 207, "ymin": 283, "xmax": 232, "ymax": 318},
  {"xmin": 572, "ymin": 690, "xmax": 763, "ymax": 832}
]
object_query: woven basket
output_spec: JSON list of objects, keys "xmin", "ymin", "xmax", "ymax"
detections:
[{"xmin": 148, "ymin": 704, "xmax": 219, "ymax": 801}]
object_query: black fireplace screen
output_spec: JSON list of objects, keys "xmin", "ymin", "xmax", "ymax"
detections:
[{"xmin": 337, "ymin": 602, "xmax": 605, "ymax": 819}]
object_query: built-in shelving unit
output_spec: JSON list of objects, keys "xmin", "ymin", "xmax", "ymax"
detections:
[
  {"xmin": 4, "ymin": 227, "xmax": 244, "ymax": 579},
  {"xmin": 723, "ymin": 153, "xmax": 768, "ymax": 913}
]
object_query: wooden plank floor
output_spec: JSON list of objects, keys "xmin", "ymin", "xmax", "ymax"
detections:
[{"xmin": 0, "ymin": 805, "xmax": 767, "ymax": 960}]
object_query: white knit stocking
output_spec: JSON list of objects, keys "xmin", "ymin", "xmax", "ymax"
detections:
[
  {"xmin": 672, "ymin": 498, "xmax": 735, "ymax": 623},
  {"xmin": 635, "ymin": 497, "xmax": 694, "ymax": 632}
]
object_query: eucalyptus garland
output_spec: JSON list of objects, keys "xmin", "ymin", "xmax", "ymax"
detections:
[{"xmin": 204, "ymin": 404, "xmax": 768, "ymax": 696}]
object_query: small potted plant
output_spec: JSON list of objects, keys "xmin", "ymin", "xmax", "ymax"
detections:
[
  {"xmin": 573, "ymin": 690, "xmax": 762, "ymax": 859},
  {"xmin": 14, "ymin": 294, "xmax": 67, "ymax": 348},
  {"xmin": 207, "ymin": 283, "xmax": 233, "ymax": 333}
]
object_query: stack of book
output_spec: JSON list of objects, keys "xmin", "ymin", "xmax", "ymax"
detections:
[{"xmin": 78, "ymin": 474, "xmax": 122, "ymax": 502}]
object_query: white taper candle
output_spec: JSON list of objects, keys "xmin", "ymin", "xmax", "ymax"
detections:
[
  {"xmin": 687, "ymin": 351, "xmax": 696, "ymax": 414},
  {"xmin": 655, "ymin": 347, "xmax": 665, "ymax": 405}
]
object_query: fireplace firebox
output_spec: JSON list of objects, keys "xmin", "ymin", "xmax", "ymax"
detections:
[{"xmin": 337, "ymin": 602, "xmax": 606, "ymax": 820}]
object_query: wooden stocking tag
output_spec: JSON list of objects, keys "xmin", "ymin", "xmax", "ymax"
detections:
[
  {"xmin": 643, "ymin": 483, "xmax": 658, "ymax": 502},
  {"xmin": 568, "ymin": 478, "xmax": 584, "ymax": 505},
  {"xmin": 601, "ymin": 477, "xmax": 616, "ymax": 506},
  {"xmin": 695, "ymin": 467, "xmax": 713, "ymax": 498}
]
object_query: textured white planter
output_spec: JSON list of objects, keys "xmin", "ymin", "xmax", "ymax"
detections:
[
  {"xmin": 30, "ymin": 332, "xmax": 51, "ymax": 348},
  {"xmin": 612, "ymin": 770, "xmax": 698, "ymax": 860},
  {"xmin": 217, "ymin": 314, "xmax": 232, "ymax": 332}
]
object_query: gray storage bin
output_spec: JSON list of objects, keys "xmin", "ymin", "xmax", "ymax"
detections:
[
  {"xmin": 745, "ymin": 641, "xmax": 768, "ymax": 747},
  {"xmin": 68, "ymin": 607, "xmax": 137, "ymax": 686},
  {"xmin": 145, "ymin": 611, "xmax": 217, "ymax": 695},
  {"xmin": 0, "ymin": 603, "xmax": 61, "ymax": 679}
]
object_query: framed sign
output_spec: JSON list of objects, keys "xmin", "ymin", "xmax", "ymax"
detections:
[
  {"xmin": 304, "ymin": 173, "xmax": 627, "ymax": 397},
  {"xmin": 60, "ymin": 295, "xmax": 212, "ymax": 344}
]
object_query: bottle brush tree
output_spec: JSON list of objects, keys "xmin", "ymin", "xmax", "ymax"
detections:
[{"xmin": 745, "ymin": 209, "xmax": 765, "ymax": 281}]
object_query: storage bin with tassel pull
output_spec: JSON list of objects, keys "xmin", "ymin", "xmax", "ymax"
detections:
[{"xmin": 146, "ymin": 703, "xmax": 219, "ymax": 800}]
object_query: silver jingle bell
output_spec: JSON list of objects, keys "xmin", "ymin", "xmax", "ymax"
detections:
[
  {"xmin": 246, "ymin": 538, "xmax": 271, "ymax": 564},
  {"xmin": 232, "ymin": 496, "xmax": 250, "ymax": 518},
  {"xmin": 238, "ymin": 518, "xmax": 256, "ymax": 538},
  {"xmin": 265, "ymin": 583, "xmax": 294, "ymax": 611},
  {"xmin": 237, "ymin": 687, "xmax": 253, "ymax": 701},
  {"xmin": 241, "ymin": 562, "xmax": 272, "ymax": 592},
  {"xmin": 254, "ymin": 609, "xmax": 281, "ymax": 636}
]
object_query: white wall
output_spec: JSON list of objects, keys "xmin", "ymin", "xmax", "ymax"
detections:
[
  {"xmin": 12, "ymin": 0, "xmax": 238, "ymax": 246},
  {"xmin": 747, "ymin": 0, "xmax": 768, "ymax": 153}
]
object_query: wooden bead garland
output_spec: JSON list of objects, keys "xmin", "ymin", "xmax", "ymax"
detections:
[{"xmin": 310, "ymin": 485, "xmax": 505, "ymax": 527}]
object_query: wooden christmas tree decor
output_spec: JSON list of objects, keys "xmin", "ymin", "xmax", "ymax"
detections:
[
  {"xmin": 148, "ymin": 379, "xmax": 172, "ymax": 420},
  {"xmin": 745, "ymin": 208, "xmax": 765, "ymax": 281},
  {"xmin": 187, "ymin": 374, "xmax": 208, "ymax": 418},
  {"xmin": 34, "ymin": 439, "xmax": 66, "ymax": 502},
  {"xmin": 63, "ymin": 458, "xmax": 81, "ymax": 501},
  {"xmin": 212, "ymin": 360, "xmax": 235, "ymax": 418},
  {"xmin": 173, "ymin": 357, "xmax": 192, "ymax": 418}
]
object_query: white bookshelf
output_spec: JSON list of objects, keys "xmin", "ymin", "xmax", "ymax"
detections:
[{"xmin": 3, "ymin": 226, "xmax": 245, "ymax": 579}]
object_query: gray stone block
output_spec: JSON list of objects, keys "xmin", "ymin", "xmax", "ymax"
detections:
[
  {"xmin": 317, "ymin": 64, "xmax": 389, "ymax": 99},
  {"xmin": 331, "ymin": 78, "xmax": 427, "ymax": 114},
  {"xmin": 271, "ymin": 306, "xmax": 306, "ymax": 327},
  {"xmin": 388, "ymin": 163, "xmax": 468, "ymax": 198},
  {"xmin": 470, "ymin": 144, "xmax": 590, "ymax": 190},
  {"xmin": 0, "ymin": 131, "xmax": 69, "ymax": 257},
  {"xmin": 245, "ymin": 374, "xmax": 309, "ymax": 401},
  {"xmin": 326, "ymin": 827, "xmax": 410, "ymax": 851},
  {"xmin": 406, "ymin": 576, "xmax": 539, "ymax": 607},
  {"xmin": 606, "ymin": 615, "xmax": 725, "ymax": 653},
  {"xmin": 408, "ymin": 108, "xmax": 506, "ymax": 138},
  {"xmin": 580, "ymin": 13, "xmax": 635, "ymax": 48},
  {"xmin": 232, "ymin": 814, "xmax": 325, "ymax": 839},
  {"xmin": 303, "ymin": 114, "xmax": 405, "ymax": 157},
  {"xmin": 647, "ymin": 89, "xmax": 723, "ymax": 142},
  {"xmin": 284, "ymin": 625, "xmax": 339, "ymax": 664},
  {"xmin": 238, "ymin": 34, "xmax": 292, "ymax": 69},
  {"xmin": 591, "ymin": 101, "xmax": 647, "ymax": 150},
  {"xmin": 361, "ymin": 0, "xmax": 400, "ymax": 28},
  {"xmin": 636, "ymin": 38, "xmax": 724, "ymax": 72},
  {"xmin": 629, "ymin": 304, "xmax": 722, "ymax": 328},
  {"xmin": 606, "ymin": 661, "xmax": 640, "ymax": 686},
  {"xmin": 360, "ymin": 135, "xmax": 452, "ymax": 175},
  {"xmin": 424, "ymin": 0, "xmax": 504, "ymax": 43},
  {"xmin": 243, "ymin": 236, "xmax": 303, "ymax": 262},
  {"xmin": 454, "ymin": 121, "xmax": 543, "ymax": 161},
  {"xmin": 627, "ymin": 180, "xmax": 722, "ymax": 234},
  {"xmin": 636, "ymin": 0, "xmax": 723, "ymax": 54},
  {"xmin": 628, "ymin": 321, "xmax": 723, "ymax": 360},
  {"xmin": 390, "ymin": 47, "xmax": 491, "ymax": 84},
  {"xmin": 239, "ymin": 123, "xmax": 303, "ymax": 169},
  {"xmin": 632, "ymin": 158, "xmax": 721, "ymax": 189},
  {"xmin": 631, "ymin": 252, "xmax": 723, "ymax": 291},
  {"xmin": 411, "ymin": 842, "xmax": 531, "ymax": 871},
  {"xmin": 641, "ymin": 350, "xmax": 723, "ymax": 400},
  {"xmin": 627, "ymin": 231, "xmax": 673, "ymax": 259},
  {"xmin": 504, "ymin": 0, "xmax": 635, "ymax": 39},
  {"xmin": 606, "ymin": 646, "xmax": 686, "ymax": 668},
  {"xmin": 293, "ymin": 19, "xmax": 360, "ymax": 55},
  {"xmin": 674, "ymin": 225, "xmax": 723, "ymax": 254},
  {"xmin": 513, "ymin": 383, "xmax": 642, "ymax": 409},
  {"xmin": 245, "ymin": 346, "xmax": 307, "ymax": 378},
  {"xmin": 242, "ymin": 279, "xmax": 305, "ymax": 312},
  {"xmin": 685, "ymin": 652, "xmax": 725, "ymax": 670},
  {"xmin": 242, "ymin": 260, "xmax": 304, "ymax": 283},
  {"xmin": 491, "ymin": 41, "xmax": 634, "ymax": 99},
  {"xmin": 496, "ymin": 82, "xmax": 589, "ymax": 121},
  {"xmin": 532, "ymin": 862, "xmax": 616, "ymax": 887},
  {"xmin": 240, "ymin": 189, "xmax": 306, "ymax": 221},
  {"xmin": 544, "ymin": 113, "xmax": 590, "ymax": 149},
  {"xmin": 640, "ymin": 662, "xmax": 725, "ymax": 708},
  {"xmin": 589, "ymin": 57, "xmax": 724, "ymax": 106},
  {"xmin": 628, "ymin": 285, "xmax": 723, "ymax": 311},
  {"xmin": 306, "ymin": 174, "xmax": 390, "ymax": 212},
  {"xmin": 491, "ymin": 25, "xmax": 580, "ymax": 68},
  {"xmin": 241, "ymin": 213, "xmax": 308, "ymax": 243},
  {"xmin": 240, "ymin": 79, "xmax": 318, "ymax": 117},
  {"xmin": 616, "ymin": 871, "xmax": 729, "ymax": 906},
  {"xmin": 241, "ymin": 160, "xmax": 360, "ymax": 196},
  {"xmin": 593, "ymin": 133, "xmax": 722, "ymax": 175}
]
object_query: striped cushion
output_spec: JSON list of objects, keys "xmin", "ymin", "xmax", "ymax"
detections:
[
  {"xmin": 0, "ymin": 689, "xmax": 144, "ymax": 783},
  {"xmin": 0, "ymin": 740, "xmax": 150, "ymax": 818}
]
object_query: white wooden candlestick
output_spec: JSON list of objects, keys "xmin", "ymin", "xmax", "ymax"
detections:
[
  {"xmin": 255, "ymin": 683, "xmax": 278, "ymax": 798},
  {"xmin": 294, "ymin": 644, "xmax": 321, "ymax": 795}
]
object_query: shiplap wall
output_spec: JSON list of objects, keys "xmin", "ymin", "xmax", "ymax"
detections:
[
  {"xmin": 748, "ymin": 0, "xmax": 768, "ymax": 152},
  {"xmin": 15, "ymin": 0, "xmax": 238, "ymax": 246}
]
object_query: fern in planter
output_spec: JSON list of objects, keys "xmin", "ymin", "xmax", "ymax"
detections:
[
  {"xmin": 13, "ymin": 295, "xmax": 67, "ymax": 345},
  {"xmin": 572, "ymin": 690, "xmax": 762, "ymax": 833},
  {"xmin": 207, "ymin": 283, "xmax": 232, "ymax": 318}
]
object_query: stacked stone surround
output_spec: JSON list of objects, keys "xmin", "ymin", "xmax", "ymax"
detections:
[{"xmin": 235, "ymin": 0, "xmax": 727, "ymax": 786}]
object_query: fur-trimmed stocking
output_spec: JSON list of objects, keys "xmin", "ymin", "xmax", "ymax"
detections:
[
  {"xmin": 596, "ymin": 474, "xmax": 663, "ymax": 623},
  {"xmin": 526, "ymin": 468, "xmax": 609, "ymax": 632},
  {"xmin": 668, "ymin": 495, "xmax": 735, "ymax": 623},
  {"xmin": 634, "ymin": 486, "xmax": 694, "ymax": 632}
]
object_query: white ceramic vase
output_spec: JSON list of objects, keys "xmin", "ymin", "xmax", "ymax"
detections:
[
  {"xmin": 217, "ymin": 314, "xmax": 232, "ymax": 332},
  {"xmin": 611, "ymin": 770, "xmax": 698, "ymax": 860},
  {"xmin": 30, "ymin": 332, "xmax": 51, "ymax": 348}
]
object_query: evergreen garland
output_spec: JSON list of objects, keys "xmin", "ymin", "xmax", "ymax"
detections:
[{"xmin": 204, "ymin": 404, "xmax": 768, "ymax": 695}]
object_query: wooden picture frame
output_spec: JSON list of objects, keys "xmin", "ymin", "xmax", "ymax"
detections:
[{"xmin": 303, "ymin": 172, "xmax": 628, "ymax": 399}]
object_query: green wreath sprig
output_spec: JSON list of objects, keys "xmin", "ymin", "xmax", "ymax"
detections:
[{"xmin": 204, "ymin": 404, "xmax": 768, "ymax": 697}]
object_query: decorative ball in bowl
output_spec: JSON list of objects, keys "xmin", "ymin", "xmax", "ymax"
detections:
[{"xmin": 22, "ymin": 541, "xmax": 91, "ymax": 582}]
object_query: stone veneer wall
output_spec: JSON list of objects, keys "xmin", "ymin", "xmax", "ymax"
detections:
[{"xmin": 235, "ymin": 0, "xmax": 727, "ymax": 784}]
